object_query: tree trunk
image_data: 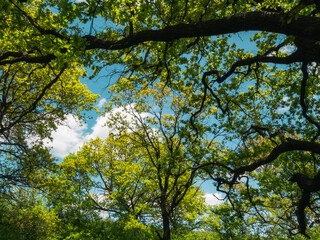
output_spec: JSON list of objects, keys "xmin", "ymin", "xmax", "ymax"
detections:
[{"xmin": 162, "ymin": 211, "xmax": 171, "ymax": 240}]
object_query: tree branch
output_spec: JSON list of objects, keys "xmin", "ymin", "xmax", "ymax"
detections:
[
  {"xmin": 5, "ymin": 65, "xmax": 66, "ymax": 132},
  {"xmin": 84, "ymin": 12, "xmax": 320, "ymax": 50},
  {"xmin": 3, "ymin": 11, "xmax": 320, "ymax": 65},
  {"xmin": 9, "ymin": 0, "xmax": 67, "ymax": 40},
  {"xmin": 0, "ymin": 54, "xmax": 56, "ymax": 65},
  {"xmin": 234, "ymin": 139, "xmax": 320, "ymax": 175}
]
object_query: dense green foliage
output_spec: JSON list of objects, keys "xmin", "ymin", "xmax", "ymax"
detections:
[{"xmin": 1, "ymin": 0, "xmax": 320, "ymax": 239}]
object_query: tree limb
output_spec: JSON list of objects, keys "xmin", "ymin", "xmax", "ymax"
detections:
[{"xmin": 84, "ymin": 12, "xmax": 320, "ymax": 51}]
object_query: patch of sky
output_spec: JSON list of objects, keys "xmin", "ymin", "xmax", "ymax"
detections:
[{"xmin": 45, "ymin": 8, "xmax": 300, "ymax": 200}]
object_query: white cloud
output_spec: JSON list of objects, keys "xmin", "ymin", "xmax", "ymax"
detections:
[
  {"xmin": 45, "ymin": 104, "xmax": 152, "ymax": 158},
  {"xmin": 84, "ymin": 114, "xmax": 110, "ymax": 141},
  {"xmin": 96, "ymin": 98, "xmax": 107, "ymax": 109},
  {"xmin": 276, "ymin": 96, "xmax": 290, "ymax": 113},
  {"xmin": 44, "ymin": 115, "xmax": 88, "ymax": 158},
  {"xmin": 204, "ymin": 193, "xmax": 224, "ymax": 206},
  {"xmin": 45, "ymin": 113, "xmax": 110, "ymax": 158},
  {"xmin": 276, "ymin": 106, "xmax": 290, "ymax": 113},
  {"xmin": 279, "ymin": 44, "xmax": 296, "ymax": 54},
  {"xmin": 282, "ymin": 96, "xmax": 289, "ymax": 102}
]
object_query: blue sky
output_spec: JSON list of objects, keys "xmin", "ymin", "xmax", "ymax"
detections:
[
  {"xmin": 43, "ymin": 9, "xmax": 293, "ymax": 204},
  {"xmin": 45, "ymin": 32, "xmax": 258, "ymax": 153},
  {"xmin": 41, "ymin": 31, "xmax": 265, "ymax": 206},
  {"xmin": 45, "ymin": 74, "xmax": 224, "ymax": 204}
]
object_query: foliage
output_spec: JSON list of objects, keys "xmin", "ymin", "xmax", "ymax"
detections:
[
  {"xmin": 1, "ymin": 0, "xmax": 320, "ymax": 239},
  {"xmin": 171, "ymin": 231, "xmax": 217, "ymax": 240},
  {"xmin": 0, "ymin": 187, "xmax": 60, "ymax": 240},
  {"xmin": 0, "ymin": 61, "xmax": 98, "ymax": 193},
  {"xmin": 59, "ymin": 125, "xmax": 210, "ymax": 239}
]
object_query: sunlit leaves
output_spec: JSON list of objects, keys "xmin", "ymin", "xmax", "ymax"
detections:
[
  {"xmin": 1, "ymin": 0, "xmax": 320, "ymax": 238},
  {"xmin": 0, "ymin": 1, "xmax": 99, "ymax": 198},
  {"xmin": 0, "ymin": 187, "xmax": 60, "ymax": 240}
]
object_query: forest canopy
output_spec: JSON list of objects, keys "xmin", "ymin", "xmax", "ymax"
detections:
[{"xmin": 1, "ymin": 0, "xmax": 320, "ymax": 239}]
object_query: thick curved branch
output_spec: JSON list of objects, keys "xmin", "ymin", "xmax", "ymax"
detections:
[
  {"xmin": 85, "ymin": 12, "xmax": 320, "ymax": 51},
  {"xmin": 2, "ymin": 11, "xmax": 320, "ymax": 65},
  {"xmin": 234, "ymin": 139, "xmax": 320, "ymax": 175},
  {"xmin": 0, "ymin": 50, "xmax": 34, "ymax": 62},
  {"xmin": 190, "ymin": 41, "xmax": 300, "ymax": 136},
  {"xmin": 215, "ymin": 139, "xmax": 320, "ymax": 238},
  {"xmin": 0, "ymin": 54, "xmax": 56, "ymax": 65},
  {"xmin": 208, "ymin": 38, "xmax": 317, "ymax": 86}
]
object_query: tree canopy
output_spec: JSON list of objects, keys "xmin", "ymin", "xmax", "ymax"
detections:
[{"xmin": 1, "ymin": 0, "xmax": 320, "ymax": 239}]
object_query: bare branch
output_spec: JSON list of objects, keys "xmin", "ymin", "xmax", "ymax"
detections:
[{"xmin": 300, "ymin": 62, "xmax": 320, "ymax": 137}]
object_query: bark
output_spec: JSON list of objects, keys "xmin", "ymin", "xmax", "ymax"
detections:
[
  {"xmin": 234, "ymin": 139, "xmax": 320, "ymax": 175},
  {"xmin": 84, "ymin": 12, "xmax": 320, "ymax": 51},
  {"xmin": 2, "ymin": 11, "xmax": 320, "ymax": 65},
  {"xmin": 161, "ymin": 209, "xmax": 171, "ymax": 240}
]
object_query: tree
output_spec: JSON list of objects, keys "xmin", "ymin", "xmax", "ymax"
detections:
[
  {"xmin": 61, "ymin": 78, "xmax": 212, "ymax": 240},
  {"xmin": 106, "ymin": 77, "xmax": 214, "ymax": 240},
  {"xmin": 0, "ymin": 187, "xmax": 60, "ymax": 240},
  {"xmin": 44, "ymin": 153, "xmax": 115, "ymax": 240},
  {"xmin": 0, "ymin": 1, "xmax": 98, "ymax": 195},
  {"xmin": 60, "ymin": 134, "xmax": 208, "ymax": 240},
  {"xmin": 59, "ymin": 136, "xmax": 159, "ymax": 240},
  {"xmin": 205, "ymin": 202, "xmax": 253, "ymax": 240},
  {"xmin": 216, "ymin": 138, "xmax": 320, "ymax": 238},
  {"xmin": 2, "ymin": 0, "xmax": 320, "ymax": 238}
]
